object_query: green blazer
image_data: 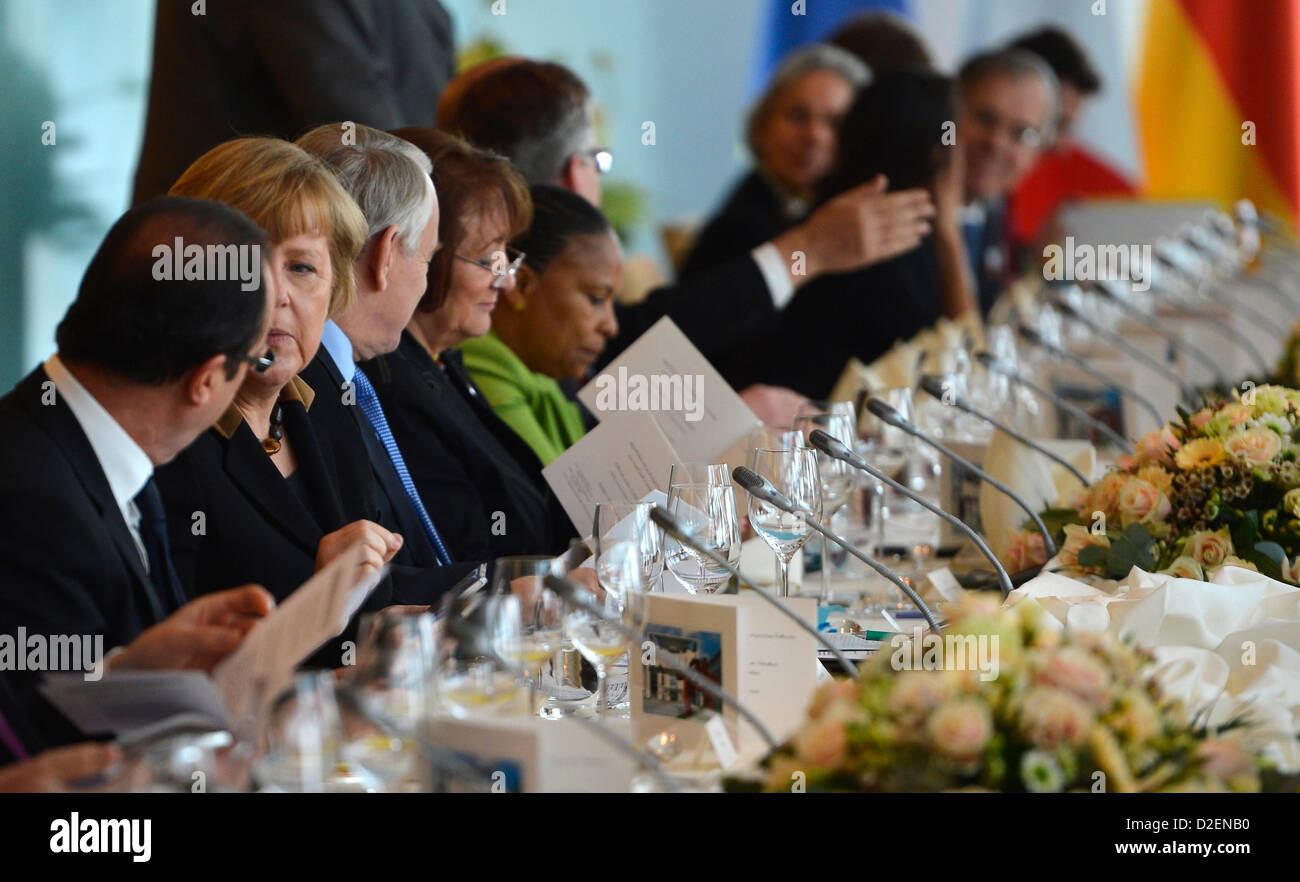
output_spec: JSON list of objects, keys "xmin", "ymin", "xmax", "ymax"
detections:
[{"xmin": 457, "ymin": 331, "xmax": 587, "ymax": 465}]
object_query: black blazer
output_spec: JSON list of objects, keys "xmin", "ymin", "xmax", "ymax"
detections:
[
  {"xmin": 298, "ymin": 350, "xmax": 477, "ymax": 605},
  {"xmin": 736, "ymin": 236, "xmax": 945, "ymax": 398},
  {"xmin": 132, "ymin": 0, "xmax": 456, "ymax": 204},
  {"xmin": 362, "ymin": 333, "xmax": 574, "ymax": 559},
  {"xmin": 0, "ymin": 367, "xmax": 179, "ymax": 747},
  {"xmin": 680, "ymin": 171, "xmax": 802, "ymax": 279}
]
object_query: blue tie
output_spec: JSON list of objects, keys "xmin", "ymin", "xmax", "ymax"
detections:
[{"xmin": 350, "ymin": 367, "xmax": 453, "ymax": 565}]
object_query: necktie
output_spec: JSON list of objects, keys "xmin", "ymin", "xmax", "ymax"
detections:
[
  {"xmin": 350, "ymin": 368, "xmax": 453, "ymax": 565},
  {"xmin": 133, "ymin": 479, "xmax": 188, "ymax": 616}
]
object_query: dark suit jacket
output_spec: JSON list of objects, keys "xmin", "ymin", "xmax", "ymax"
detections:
[
  {"xmin": 132, "ymin": 0, "xmax": 455, "ymax": 204},
  {"xmin": 0, "ymin": 368, "xmax": 178, "ymax": 747},
  {"xmin": 298, "ymin": 350, "xmax": 477, "ymax": 605},
  {"xmin": 679, "ymin": 171, "xmax": 802, "ymax": 279},
  {"xmin": 736, "ymin": 236, "xmax": 945, "ymax": 398},
  {"xmin": 362, "ymin": 333, "xmax": 575, "ymax": 559}
]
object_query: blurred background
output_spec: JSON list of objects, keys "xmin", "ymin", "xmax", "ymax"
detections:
[{"xmin": 0, "ymin": 0, "xmax": 1290, "ymax": 392}]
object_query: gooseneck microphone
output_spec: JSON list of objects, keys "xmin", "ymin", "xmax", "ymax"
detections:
[
  {"xmin": 731, "ymin": 467, "xmax": 943, "ymax": 631},
  {"xmin": 918, "ymin": 374, "xmax": 1092, "ymax": 489},
  {"xmin": 441, "ymin": 606, "xmax": 683, "ymax": 790},
  {"xmin": 864, "ymin": 397, "xmax": 1058, "ymax": 560},
  {"xmin": 806, "ymin": 428, "xmax": 1015, "ymax": 598},
  {"xmin": 542, "ymin": 574, "xmax": 780, "ymax": 751},
  {"xmin": 1049, "ymin": 297, "xmax": 1197, "ymax": 404},
  {"xmin": 1015, "ymin": 323, "xmax": 1164, "ymax": 427},
  {"xmin": 647, "ymin": 505, "xmax": 861, "ymax": 676},
  {"xmin": 1083, "ymin": 281, "xmax": 1227, "ymax": 386},
  {"xmin": 975, "ymin": 351, "xmax": 1134, "ymax": 450}
]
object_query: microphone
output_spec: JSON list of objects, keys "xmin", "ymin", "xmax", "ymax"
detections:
[
  {"xmin": 918, "ymin": 374, "xmax": 1091, "ymax": 489},
  {"xmin": 647, "ymin": 505, "xmax": 862, "ymax": 675},
  {"xmin": 1015, "ymin": 323, "xmax": 1164, "ymax": 427},
  {"xmin": 1083, "ymin": 280, "xmax": 1226, "ymax": 386},
  {"xmin": 731, "ymin": 467, "xmax": 943, "ymax": 631},
  {"xmin": 975, "ymin": 351, "xmax": 1134, "ymax": 450},
  {"xmin": 863, "ymin": 397, "xmax": 1058, "ymax": 560},
  {"xmin": 542, "ymin": 574, "xmax": 780, "ymax": 751},
  {"xmin": 441, "ymin": 606, "xmax": 684, "ymax": 790},
  {"xmin": 806, "ymin": 429, "xmax": 1014, "ymax": 598},
  {"xmin": 1048, "ymin": 295, "xmax": 1197, "ymax": 403}
]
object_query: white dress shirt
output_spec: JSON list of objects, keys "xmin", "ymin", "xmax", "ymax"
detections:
[{"xmin": 44, "ymin": 355, "xmax": 155, "ymax": 570}]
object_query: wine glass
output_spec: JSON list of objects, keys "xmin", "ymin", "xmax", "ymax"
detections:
[
  {"xmin": 437, "ymin": 593, "xmax": 526, "ymax": 719},
  {"xmin": 564, "ymin": 540, "xmax": 644, "ymax": 720},
  {"xmin": 744, "ymin": 427, "xmax": 805, "ymax": 453},
  {"xmin": 747, "ymin": 447, "xmax": 822, "ymax": 597},
  {"xmin": 665, "ymin": 477, "xmax": 742, "ymax": 594},
  {"xmin": 793, "ymin": 410, "xmax": 858, "ymax": 602},
  {"xmin": 593, "ymin": 502, "xmax": 664, "ymax": 593},
  {"xmin": 488, "ymin": 556, "xmax": 566, "ymax": 716}
]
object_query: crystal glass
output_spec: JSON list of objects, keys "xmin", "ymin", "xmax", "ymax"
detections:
[
  {"xmin": 793, "ymin": 410, "xmax": 858, "ymax": 602},
  {"xmin": 593, "ymin": 502, "xmax": 664, "ymax": 593},
  {"xmin": 564, "ymin": 540, "xmax": 644, "ymax": 720},
  {"xmin": 747, "ymin": 446, "xmax": 822, "ymax": 597},
  {"xmin": 664, "ymin": 479, "xmax": 742, "ymax": 594},
  {"xmin": 437, "ymin": 593, "xmax": 526, "ymax": 719},
  {"xmin": 488, "ymin": 556, "xmax": 565, "ymax": 716}
]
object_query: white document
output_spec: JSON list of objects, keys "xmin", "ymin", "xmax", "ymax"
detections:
[
  {"xmin": 213, "ymin": 545, "xmax": 384, "ymax": 724},
  {"xmin": 542, "ymin": 412, "xmax": 680, "ymax": 535},
  {"xmin": 40, "ymin": 544, "xmax": 383, "ymax": 740},
  {"xmin": 578, "ymin": 316, "xmax": 761, "ymax": 463}
]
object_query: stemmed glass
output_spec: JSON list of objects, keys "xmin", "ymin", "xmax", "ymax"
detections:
[
  {"xmin": 593, "ymin": 502, "xmax": 665, "ymax": 593},
  {"xmin": 747, "ymin": 447, "xmax": 822, "ymax": 597},
  {"xmin": 665, "ymin": 464, "xmax": 742, "ymax": 594},
  {"xmin": 437, "ymin": 592, "xmax": 526, "ymax": 718},
  {"xmin": 488, "ymin": 556, "xmax": 565, "ymax": 716},
  {"xmin": 564, "ymin": 541, "xmax": 645, "ymax": 720},
  {"xmin": 793, "ymin": 410, "xmax": 858, "ymax": 602}
]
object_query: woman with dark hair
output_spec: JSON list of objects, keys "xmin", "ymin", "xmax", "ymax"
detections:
[
  {"xmin": 458, "ymin": 184, "xmax": 622, "ymax": 464},
  {"xmin": 360, "ymin": 129, "xmax": 576, "ymax": 557},
  {"xmin": 734, "ymin": 70, "xmax": 975, "ymax": 398}
]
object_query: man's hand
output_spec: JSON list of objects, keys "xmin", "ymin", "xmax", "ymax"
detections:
[
  {"xmin": 109, "ymin": 584, "xmax": 275, "ymax": 673},
  {"xmin": 317, "ymin": 520, "xmax": 402, "ymax": 573},
  {"xmin": 739, "ymin": 384, "xmax": 809, "ymax": 428},
  {"xmin": 0, "ymin": 742, "xmax": 121, "ymax": 793},
  {"xmin": 773, "ymin": 175, "xmax": 934, "ymax": 285}
]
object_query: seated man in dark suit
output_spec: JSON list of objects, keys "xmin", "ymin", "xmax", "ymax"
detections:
[
  {"xmin": 0, "ymin": 197, "xmax": 277, "ymax": 749},
  {"xmin": 436, "ymin": 57, "xmax": 936, "ymax": 423},
  {"xmin": 295, "ymin": 124, "xmax": 482, "ymax": 600}
]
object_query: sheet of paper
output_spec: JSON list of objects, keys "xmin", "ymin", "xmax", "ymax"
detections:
[
  {"xmin": 542, "ymin": 412, "xmax": 680, "ymax": 535},
  {"xmin": 213, "ymin": 544, "xmax": 385, "ymax": 725},
  {"xmin": 578, "ymin": 316, "xmax": 761, "ymax": 463},
  {"xmin": 39, "ymin": 670, "xmax": 230, "ymax": 738}
]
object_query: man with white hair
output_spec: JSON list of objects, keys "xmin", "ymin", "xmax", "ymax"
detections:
[{"xmin": 297, "ymin": 123, "xmax": 479, "ymax": 600}]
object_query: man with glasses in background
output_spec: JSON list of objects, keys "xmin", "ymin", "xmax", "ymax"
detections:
[{"xmin": 956, "ymin": 49, "xmax": 1059, "ymax": 316}]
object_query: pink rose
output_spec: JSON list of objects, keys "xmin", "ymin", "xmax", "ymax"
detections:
[
  {"xmin": 1222, "ymin": 428, "xmax": 1282, "ymax": 464},
  {"xmin": 1086, "ymin": 473, "xmax": 1127, "ymax": 519},
  {"xmin": 1006, "ymin": 529, "xmax": 1048, "ymax": 572},
  {"xmin": 1019, "ymin": 687, "xmax": 1096, "ymax": 749},
  {"xmin": 1186, "ymin": 529, "xmax": 1233, "ymax": 567},
  {"xmin": 1059, "ymin": 524, "xmax": 1110, "ymax": 570},
  {"xmin": 806, "ymin": 678, "xmax": 858, "ymax": 720},
  {"xmin": 925, "ymin": 698, "xmax": 993, "ymax": 762},
  {"xmin": 1037, "ymin": 646, "xmax": 1112, "ymax": 708},
  {"xmin": 794, "ymin": 717, "xmax": 849, "ymax": 768},
  {"xmin": 1133, "ymin": 425, "xmax": 1181, "ymax": 467},
  {"xmin": 1189, "ymin": 409, "xmax": 1214, "ymax": 429},
  {"xmin": 1117, "ymin": 478, "xmax": 1171, "ymax": 527}
]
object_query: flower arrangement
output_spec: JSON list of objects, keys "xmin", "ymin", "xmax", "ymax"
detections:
[
  {"xmin": 735, "ymin": 596, "xmax": 1285, "ymax": 793},
  {"xmin": 1008, "ymin": 384, "xmax": 1300, "ymax": 584}
]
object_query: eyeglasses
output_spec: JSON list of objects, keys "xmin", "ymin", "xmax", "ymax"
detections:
[
  {"xmin": 243, "ymin": 349, "xmax": 276, "ymax": 374},
  {"xmin": 968, "ymin": 107, "xmax": 1043, "ymax": 149},
  {"xmin": 585, "ymin": 148, "xmax": 613, "ymax": 175},
  {"xmin": 454, "ymin": 246, "xmax": 526, "ymax": 289}
]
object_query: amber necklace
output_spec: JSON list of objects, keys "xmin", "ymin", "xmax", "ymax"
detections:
[{"xmin": 262, "ymin": 403, "xmax": 285, "ymax": 454}]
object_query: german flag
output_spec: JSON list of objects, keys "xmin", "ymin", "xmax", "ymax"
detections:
[{"xmin": 1137, "ymin": 0, "xmax": 1300, "ymax": 226}]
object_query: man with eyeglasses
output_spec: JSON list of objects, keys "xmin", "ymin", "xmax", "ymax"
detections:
[
  {"xmin": 956, "ymin": 48, "xmax": 1059, "ymax": 316},
  {"xmin": 0, "ymin": 197, "xmax": 278, "ymax": 753}
]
